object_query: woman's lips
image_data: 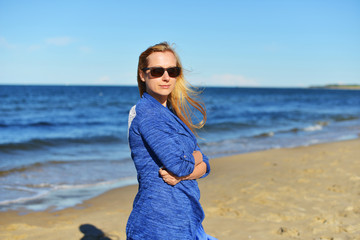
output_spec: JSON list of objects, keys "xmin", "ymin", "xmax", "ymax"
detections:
[{"xmin": 160, "ymin": 85, "xmax": 170, "ymax": 89}]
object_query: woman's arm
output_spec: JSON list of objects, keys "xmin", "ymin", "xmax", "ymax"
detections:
[
  {"xmin": 192, "ymin": 150, "xmax": 203, "ymax": 165},
  {"xmin": 159, "ymin": 150, "xmax": 207, "ymax": 186},
  {"xmin": 139, "ymin": 116, "xmax": 197, "ymax": 177}
]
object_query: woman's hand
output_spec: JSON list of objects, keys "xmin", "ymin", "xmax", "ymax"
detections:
[
  {"xmin": 159, "ymin": 168, "xmax": 182, "ymax": 186},
  {"xmin": 159, "ymin": 151, "xmax": 206, "ymax": 186}
]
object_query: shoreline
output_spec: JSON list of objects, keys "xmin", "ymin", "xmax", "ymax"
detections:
[
  {"xmin": 1, "ymin": 138, "xmax": 360, "ymax": 239},
  {"xmin": 310, "ymin": 86, "xmax": 360, "ymax": 90}
]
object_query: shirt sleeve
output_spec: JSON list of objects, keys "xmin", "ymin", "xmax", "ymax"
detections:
[
  {"xmin": 139, "ymin": 115, "xmax": 195, "ymax": 177},
  {"xmin": 195, "ymin": 144, "xmax": 211, "ymax": 178}
]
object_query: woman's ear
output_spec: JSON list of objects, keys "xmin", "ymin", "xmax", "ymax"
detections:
[{"xmin": 139, "ymin": 70, "xmax": 146, "ymax": 82}]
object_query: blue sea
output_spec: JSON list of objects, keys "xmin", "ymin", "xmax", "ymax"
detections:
[{"xmin": 1, "ymin": 85, "xmax": 359, "ymax": 212}]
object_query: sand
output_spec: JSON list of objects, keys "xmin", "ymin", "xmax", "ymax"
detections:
[{"xmin": 1, "ymin": 139, "xmax": 359, "ymax": 240}]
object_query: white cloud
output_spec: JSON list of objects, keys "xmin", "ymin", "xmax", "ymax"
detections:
[
  {"xmin": 205, "ymin": 74, "xmax": 259, "ymax": 87},
  {"xmin": 0, "ymin": 36, "xmax": 17, "ymax": 49},
  {"xmin": 79, "ymin": 46, "xmax": 92, "ymax": 53},
  {"xmin": 45, "ymin": 37, "xmax": 73, "ymax": 46},
  {"xmin": 28, "ymin": 44, "xmax": 42, "ymax": 52},
  {"xmin": 90, "ymin": 75, "xmax": 122, "ymax": 85},
  {"xmin": 98, "ymin": 75, "xmax": 110, "ymax": 83},
  {"xmin": 99, "ymin": 76, "xmax": 110, "ymax": 82},
  {"xmin": 0, "ymin": 36, "xmax": 75, "ymax": 51}
]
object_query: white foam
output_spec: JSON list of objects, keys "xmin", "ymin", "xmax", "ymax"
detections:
[
  {"xmin": 0, "ymin": 177, "xmax": 137, "ymax": 211},
  {"xmin": 267, "ymin": 131, "xmax": 275, "ymax": 137},
  {"xmin": 0, "ymin": 189, "xmax": 49, "ymax": 206},
  {"xmin": 303, "ymin": 124, "xmax": 323, "ymax": 132}
]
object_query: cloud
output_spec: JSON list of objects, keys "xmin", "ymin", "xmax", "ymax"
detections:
[
  {"xmin": 45, "ymin": 37, "xmax": 73, "ymax": 46},
  {"xmin": 28, "ymin": 44, "xmax": 42, "ymax": 52},
  {"xmin": 0, "ymin": 36, "xmax": 75, "ymax": 52},
  {"xmin": 206, "ymin": 74, "xmax": 259, "ymax": 87},
  {"xmin": 98, "ymin": 75, "xmax": 110, "ymax": 83},
  {"xmin": 91, "ymin": 75, "xmax": 121, "ymax": 85},
  {"xmin": 0, "ymin": 36, "xmax": 17, "ymax": 49},
  {"xmin": 79, "ymin": 46, "xmax": 92, "ymax": 53}
]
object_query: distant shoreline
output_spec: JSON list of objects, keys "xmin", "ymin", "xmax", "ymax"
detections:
[{"xmin": 310, "ymin": 84, "xmax": 360, "ymax": 90}]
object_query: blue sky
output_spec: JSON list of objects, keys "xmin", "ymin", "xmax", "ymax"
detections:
[{"xmin": 0, "ymin": 0, "xmax": 359, "ymax": 87}]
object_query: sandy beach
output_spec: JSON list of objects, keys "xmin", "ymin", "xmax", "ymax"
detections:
[{"xmin": 1, "ymin": 139, "xmax": 359, "ymax": 240}]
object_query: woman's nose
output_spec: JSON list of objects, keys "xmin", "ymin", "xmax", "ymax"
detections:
[{"xmin": 162, "ymin": 71, "xmax": 170, "ymax": 81}]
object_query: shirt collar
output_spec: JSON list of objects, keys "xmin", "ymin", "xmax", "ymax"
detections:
[
  {"xmin": 143, "ymin": 92, "xmax": 169, "ymax": 109},
  {"xmin": 143, "ymin": 93, "xmax": 196, "ymax": 139}
]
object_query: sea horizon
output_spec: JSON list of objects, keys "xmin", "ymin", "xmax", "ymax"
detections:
[{"xmin": 0, "ymin": 83, "xmax": 348, "ymax": 89}]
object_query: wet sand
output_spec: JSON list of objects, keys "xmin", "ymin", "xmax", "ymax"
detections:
[{"xmin": 1, "ymin": 139, "xmax": 359, "ymax": 240}]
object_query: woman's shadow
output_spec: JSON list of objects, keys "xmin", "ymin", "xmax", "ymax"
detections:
[{"xmin": 79, "ymin": 224, "xmax": 114, "ymax": 240}]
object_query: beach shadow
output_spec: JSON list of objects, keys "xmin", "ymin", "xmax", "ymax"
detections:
[{"xmin": 79, "ymin": 224, "xmax": 113, "ymax": 240}]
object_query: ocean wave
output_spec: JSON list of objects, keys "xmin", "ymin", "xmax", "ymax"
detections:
[
  {"xmin": 303, "ymin": 124, "xmax": 323, "ymax": 132},
  {"xmin": 203, "ymin": 121, "xmax": 255, "ymax": 131},
  {"xmin": 332, "ymin": 115, "xmax": 359, "ymax": 122},
  {"xmin": 0, "ymin": 135, "xmax": 125, "ymax": 153},
  {"xmin": 254, "ymin": 131, "xmax": 275, "ymax": 138},
  {"xmin": 0, "ymin": 187, "xmax": 49, "ymax": 206},
  {"xmin": 0, "ymin": 177, "xmax": 137, "ymax": 210},
  {"xmin": 228, "ymin": 122, "xmax": 329, "ymax": 139},
  {"xmin": 277, "ymin": 122, "xmax": 329, "ymax": 134},
  {"xmin": 0, "ymin": 159, "xmax": 126, "ymax": 177},
  {"xmin": 201, "ymin": 121, "xmax": 330, "ymax": 142},
  {"xmin": 0, "ymin": 120, "xmax": 107, "ymax": 128}
]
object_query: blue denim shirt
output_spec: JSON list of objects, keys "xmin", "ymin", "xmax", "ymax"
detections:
[{"xmin": 126, "ymin": 92, "xmax": 211, "ymax": 240}]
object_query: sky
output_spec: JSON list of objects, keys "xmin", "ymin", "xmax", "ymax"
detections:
[{"xmin": 0, "ymin": 0, "xmax": 359, "ymax": 87}]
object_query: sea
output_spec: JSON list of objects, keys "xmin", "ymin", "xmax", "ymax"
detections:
[{"xmin": 1, "ymin": 85, "xmax": 359, "ymax": 212}]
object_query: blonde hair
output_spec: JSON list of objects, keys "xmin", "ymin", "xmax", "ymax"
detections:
[{"xmin": 137, "ymin": 42, "xmax": 206, "ymax": 134}]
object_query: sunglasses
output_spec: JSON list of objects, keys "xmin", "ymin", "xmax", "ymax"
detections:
[{"xmin": 142, "ymin": 67, "xmax": 181, "ymax": 78}]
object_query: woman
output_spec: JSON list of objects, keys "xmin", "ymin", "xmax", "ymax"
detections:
[{"xmin": 127, "ymin": 42, "xmax": 216, "ymax": 240}]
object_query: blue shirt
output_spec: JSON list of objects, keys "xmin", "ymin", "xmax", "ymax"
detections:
[{"xmin": 126, "ymin": 93, "xmax": 211, "ymax": 240}]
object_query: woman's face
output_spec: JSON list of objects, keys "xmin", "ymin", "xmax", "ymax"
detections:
[{"xmin": 140, "ymin": 51, "xmax": 177, "ymax": 106}]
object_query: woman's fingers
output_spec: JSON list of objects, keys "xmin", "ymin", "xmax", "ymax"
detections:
[
  {"xmin": 159, "ymin": 168, "xmax": 169, "ymax": 177},
  {"xmin": 159, "ymin": 168, "xmax": 180, "ymax": 185}
]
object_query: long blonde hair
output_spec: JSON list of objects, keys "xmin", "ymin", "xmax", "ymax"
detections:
[{"xmin": 137, "ymin": 42, "xmax": 206, "ymax": 134}]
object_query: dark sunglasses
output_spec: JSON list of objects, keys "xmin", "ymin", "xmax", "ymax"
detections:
[{"xmin": 142, "ymin": 67, "xmax": 181, "ymax": 78}]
